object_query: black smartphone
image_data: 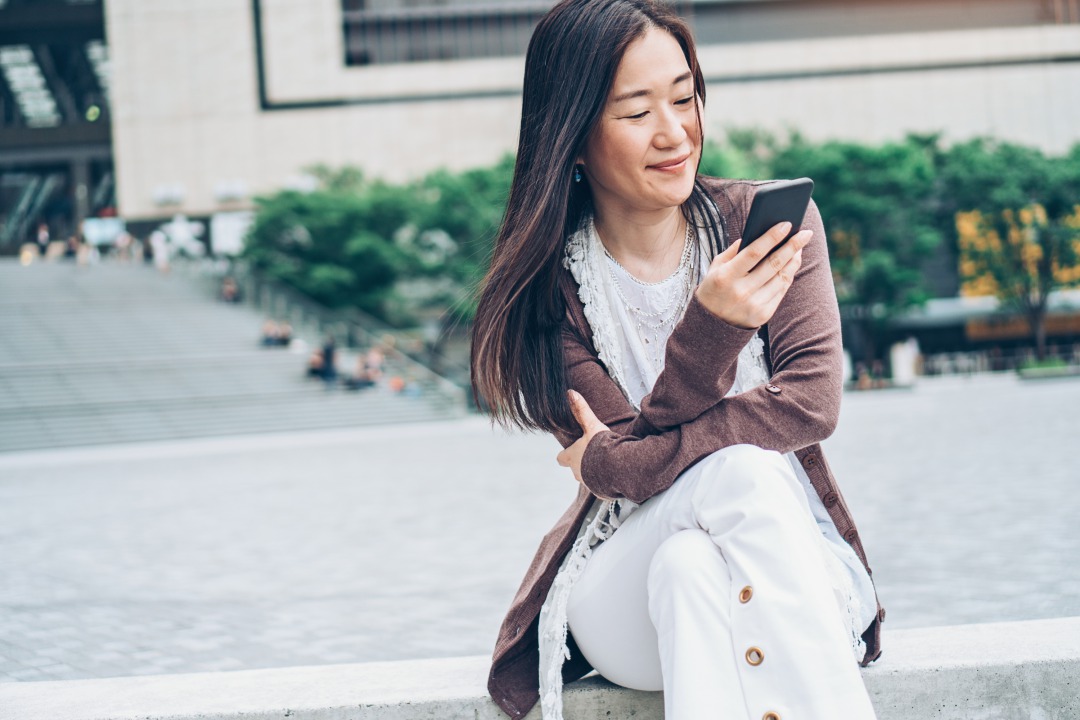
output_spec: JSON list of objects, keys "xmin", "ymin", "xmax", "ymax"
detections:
[{"xmin": 738, "ymin": 177, "xmax": 814, "ymax": 254}]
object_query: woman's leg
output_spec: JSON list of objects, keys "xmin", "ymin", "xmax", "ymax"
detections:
[
  {"xmin": 566, "ymin": 444, "xmax": 877, "ymax": 720},
  {"xmin": 648, "ymin": 528, "xmax": 749, "ymax": 720},
  {"xmin": 566, "ymin": 526, "xmax": 746, "ymax": 715}
]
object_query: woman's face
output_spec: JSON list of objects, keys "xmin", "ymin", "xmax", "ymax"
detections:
[{"xmin": 580, "ymin": 27, "xmax": 701, "ymax": 217}]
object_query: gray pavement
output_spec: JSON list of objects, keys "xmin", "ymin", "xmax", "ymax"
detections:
[{"xmin": 1, "ymin": 372, "xmax": 1078, "ymax": 683}]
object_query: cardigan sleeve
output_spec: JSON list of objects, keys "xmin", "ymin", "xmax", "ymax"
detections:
[
  {"xmin": 559, "ymin": 292, "xmax": 756, "ymax": 441},
  {"xmin": 565, "ymin": 199, "xmax": 844, "ymax": 504}
]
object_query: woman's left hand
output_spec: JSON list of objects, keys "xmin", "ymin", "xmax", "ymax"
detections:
[{"xmin": 556, "ymin": 390, "xmax": 610, "ymax": 486}]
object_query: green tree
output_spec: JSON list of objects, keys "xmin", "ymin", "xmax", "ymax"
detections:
[
  {"xmin": 243, "ymin": 169, "xmax": 412, "ymax": 319},
  {"xmin": 943, "ymin": 139, "xmax": 1080, "ymax": 360},
  {"xmin": 405, "ymin": 154, "xmax": 515, "ymax": 319},
  {"xmin": 243, "ymin": 159, "xmax": 515, "ymax": 325},
  {"xmin": 769, "ymin": 134, "xmax": 943, "ymax": 364}
]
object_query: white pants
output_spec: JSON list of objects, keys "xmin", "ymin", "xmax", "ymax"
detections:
[{"xmin": 566, "ymin": 445, "xmax": 877, "ymax": 720}]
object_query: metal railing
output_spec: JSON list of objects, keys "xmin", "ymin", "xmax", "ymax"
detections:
[
  {"xmin": 921, "ymin": 344, "xmax": 1080, "ymax": 376},
  {"xmin": 205, "ymin": 260, "xmax": 470, "ymax": 411}
]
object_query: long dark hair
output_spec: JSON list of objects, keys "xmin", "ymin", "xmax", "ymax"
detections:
[{"xmin": 470, "ymin": 0, "xmax": 724, "ymax": 434}]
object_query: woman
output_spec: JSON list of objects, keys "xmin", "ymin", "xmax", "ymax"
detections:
[{"xmin": 470, "ymin": 1, "xmax": 883, "ymax": 718}]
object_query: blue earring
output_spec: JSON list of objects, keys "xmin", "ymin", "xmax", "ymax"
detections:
[{"xmin": 574, "ymin": 166, "xmax": 583, "ymax": 183}]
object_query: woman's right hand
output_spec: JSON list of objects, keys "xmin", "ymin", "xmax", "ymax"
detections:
[
  {"xmin": 556, "ymin": 390, "xmax": 610, "ymax": 490},
  {"xmin": 695, "ymin": 222, "xmax": 812, "ymax": 329}
]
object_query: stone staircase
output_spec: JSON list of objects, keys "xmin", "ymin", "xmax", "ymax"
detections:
[{"xmin": 0, "ymin": 259, "xmax": 466, "ymax": 453}]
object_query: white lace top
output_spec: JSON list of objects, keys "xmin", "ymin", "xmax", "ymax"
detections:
[{"xmin": 537, "ymin": 215, "xmax": 877, "ymax": 720}]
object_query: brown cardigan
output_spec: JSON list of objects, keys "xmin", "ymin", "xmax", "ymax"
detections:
[{"xmin": 487, "ymin": 178, "xmax": 883, "ymax": 720}]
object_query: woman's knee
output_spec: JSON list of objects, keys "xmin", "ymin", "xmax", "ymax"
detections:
[
  {"xmin": 697, "ymin": 444, "xmax": 786, "ymax": 479},
  {"xmin": 689, "ymin": 445, "xmax": 808, "ymax": 526},
  {"xmin": 689, "ymin": 444, "xmax": 789, "ymax": 497},
  {"xmin": 646, "ymin": 528, "xmax": 727, "ymax": 594}
]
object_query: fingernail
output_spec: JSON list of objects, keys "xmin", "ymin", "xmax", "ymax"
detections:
[{"xmin": 779, "ymin": 222, "xmax": 792, "ymax": 235}]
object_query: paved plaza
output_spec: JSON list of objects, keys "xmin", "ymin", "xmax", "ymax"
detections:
[{"xmin": 0, "ymin": 373, "xmax": 1078, "ymax": 683}]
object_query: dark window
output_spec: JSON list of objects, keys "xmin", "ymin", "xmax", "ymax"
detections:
[
  {"xmin": 341, "ymin": 0, "xmax": 1064, "ymax": 67},
  {"xmin": 342, "ymin": 0, "xmax": 552, "ymax": 66}
]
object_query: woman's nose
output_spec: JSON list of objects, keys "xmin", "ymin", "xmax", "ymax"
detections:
[{"xmin": 654, "ymin": 106, "xmax": 688, "ymax": 148}]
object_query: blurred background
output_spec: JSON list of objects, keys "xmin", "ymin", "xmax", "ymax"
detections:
[{"xmin": 0, "ymin": 0, "xmax": 1078, "ymax": 687}]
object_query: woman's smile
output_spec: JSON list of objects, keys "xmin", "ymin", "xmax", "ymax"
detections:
[{"xmin": 648, "ymin": 152, "xmax": 692, "ymax": 172}]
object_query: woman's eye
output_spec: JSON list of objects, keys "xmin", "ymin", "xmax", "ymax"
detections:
[
  {"xmin": 675, "ymin": 96, "xmax": 694, "ymax": 106},
  {"xmin": 622, "ymin": 111, "xmax": 649, "ymax": 120}
]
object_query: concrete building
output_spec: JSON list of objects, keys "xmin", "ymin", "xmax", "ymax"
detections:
[
  {"xmin": 2, "ymin": 0, "xmax": 1079, "ymax": 241},
  {"xmin": 105, "ymin": 0, "xmax": 1080, "ymax": 226},
  {"xmin": 2, "ymin": 0, "xmax": 1080, "ymax": 248}
]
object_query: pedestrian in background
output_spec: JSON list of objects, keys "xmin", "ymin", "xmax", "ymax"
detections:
[
  {"xmin": 320, "ymin": 336, "xmax": 337, "ymax": 389},
  {"xmin": 35, "ymin": 222, "xmax": 50, "ymax": 258}
]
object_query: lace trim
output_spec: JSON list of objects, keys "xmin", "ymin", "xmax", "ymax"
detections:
[
  {"xmin": 538, "ymin": 497, "xmax": 627, "ymax": 720},
  {"xmin": 732, "ymin": 332, "xmax": 769, "ymax": 397},
  {"xmin": 821, "ymin": 542, "xmax": 869, "ymax": 661},
  {"xmin": 564, "ymin": 217, "xmax": 636, "ymax": 409}
]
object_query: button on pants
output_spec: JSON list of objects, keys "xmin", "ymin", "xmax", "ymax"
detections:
[{"xmin": 566, "ymin": 444, "xmax": 877, "ymax": 720}]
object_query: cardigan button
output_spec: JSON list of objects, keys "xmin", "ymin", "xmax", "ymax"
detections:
[
  {"xmin": 802, "ymin": 454, "xmax": 817, "ymax": 468},
  {"xmin": 765, "ymin": 384, "xmax": 782, "ymax": 395},
  {"xmin": 878, "ymin": 607, "xmax": 887, "ymax": 622},
  {"xmin": 844, "ymin": 529, "xmax": 858, "ymax": 543},
  {"xmin": 823, "ymin": 491, "xmax": 839, "ymax": 507}
]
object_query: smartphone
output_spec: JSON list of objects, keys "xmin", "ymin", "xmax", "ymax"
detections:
[{"xmin": 738, "ymin": 177, "xmax": 814, "ymax": 255}]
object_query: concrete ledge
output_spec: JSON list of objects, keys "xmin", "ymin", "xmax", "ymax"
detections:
[{"xmin": 2, "ymin": 617, "xmax": 1078, "ymax": 720}]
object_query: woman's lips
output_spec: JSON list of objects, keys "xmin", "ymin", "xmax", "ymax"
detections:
[{"xmin": 649, "ymin": 153, "xmax": 691, "ymax": 171}]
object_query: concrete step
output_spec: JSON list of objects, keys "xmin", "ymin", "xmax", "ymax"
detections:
[
  {"xmin": 0, "ymin": 258, "xmax": 466, "ymax": 452},
  {"xmin": 0, "ymin": 392, "xmax": 462, "ymax": 452},
  {"xmin": 0, "ymin": 617, "xmax": 1076, "ymax": 720},
  {"xmin": 0, "ymin": 362, "xmax": 432, "ymax": 414}
]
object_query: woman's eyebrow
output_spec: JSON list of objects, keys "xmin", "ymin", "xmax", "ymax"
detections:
[{"xmin": 610, "ymin": 71, "xmax": 693, "ymax": 104}]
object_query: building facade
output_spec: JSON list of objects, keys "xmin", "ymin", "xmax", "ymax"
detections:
[
  {"xmin": 2, "ymin": 0, "xmax": 1078, "ymax": 239},
  {"xmin": 102, "ymin": 0, "xmax": 1080, "ymax": 224}
]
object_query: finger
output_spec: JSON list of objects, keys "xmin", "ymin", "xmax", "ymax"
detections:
[
  {"xmin": 767, "ymin": 220, "xmax": 794, "ymax": 246},
  {"xmin": 746, "ymin": 229, "xmax": 811, "ymax": 283},
  {"xmin": 777, "ymin": 227, "xmax": 812, "ymax": 259},
  {"xmin": 756, "ymin": 249, "xmax": 803, "ymax": 309},
  {"xmin": 556, "ymin": 448, "xmax": 569, "ymax": 467},
  {"xmin": 568, "ymin": 390, "xmax": 604, "ymax": 433},
  {"xmin": 737, "ymin": 221, "xmax": 792, "ymax": 270},
  {"xmin": 764, "ymin": 227, "xmax": 809, "ymax": 266},
  {"xmin": 720, "ymin": 229, "xmax": 807, "ymax": 306},
  {"xmin": 718, "ymin": 237, "xmax": 742, "ymax": 261},
  {"xmin": 771, "ymin": 228, "xmax": 811, "ymax": 271},
  {"xmin": 704, "ymin": 238, "xmax": 740, "ymax": 276}
]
